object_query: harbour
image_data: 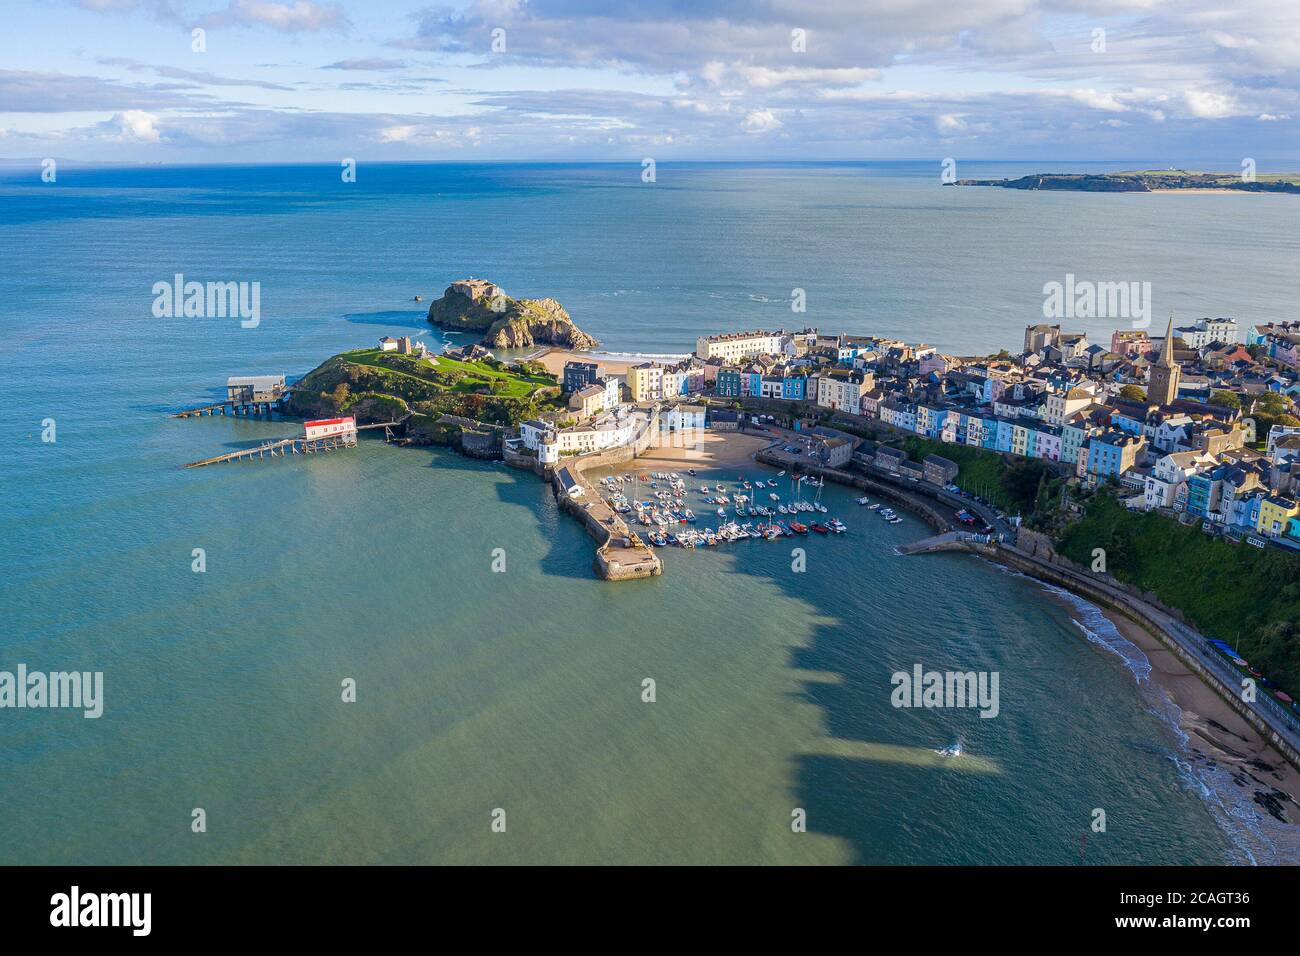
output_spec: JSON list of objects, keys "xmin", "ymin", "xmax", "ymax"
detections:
[{"xmin": 6, "ymin": 160, "xmax": 1297, "ymax": 865}]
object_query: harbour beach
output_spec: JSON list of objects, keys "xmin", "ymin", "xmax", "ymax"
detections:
[
  {"xmin": 529, "ymin": 347, "xmax": 685, "ymax": 379},
  {"xmin": 619, "ymin": 429, "xmax": 771, "ymax": 473}
]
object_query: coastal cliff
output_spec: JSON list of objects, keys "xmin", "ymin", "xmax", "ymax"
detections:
[{"xmin": 427, "ymin": 278, "xmax": 599, "ymax": 350}]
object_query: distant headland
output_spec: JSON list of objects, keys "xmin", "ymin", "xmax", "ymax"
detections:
[
  {"xmin": 427, "ymin": 278, "xmax": 599, "ymax": 350},
  {"xmin": 950, "ymin": 170, "xmax": 1300, "ymax": 194}
]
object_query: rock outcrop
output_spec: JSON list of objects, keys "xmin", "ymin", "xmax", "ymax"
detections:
[{"xmin": 427, "ymin": 279, "xmax": 598, "ymax": 350}]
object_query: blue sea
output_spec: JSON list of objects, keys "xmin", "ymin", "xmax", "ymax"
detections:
[{"xmin": 2, "ymin": 161, "xmax": 1296, "ymax": 864}]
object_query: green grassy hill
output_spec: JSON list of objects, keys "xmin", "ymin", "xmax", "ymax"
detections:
[{"xmin": 288, "ymin": 348, "xmax": 562, "ymax": 427}]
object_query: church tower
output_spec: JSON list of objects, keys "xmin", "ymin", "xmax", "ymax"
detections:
[{"xmin": 1147, "ymin": 314, "xmax": 1181, "ymax": 406}]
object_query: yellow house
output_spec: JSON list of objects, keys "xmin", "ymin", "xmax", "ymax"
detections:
[
  {"xmin": 627, "ymin": 362, "xmax": 663, "ymax": 402},
  {"xmin": 1256, "ymin": 496, "xmax": 1299, "ymax": 537},
  {"xmin": 1010, "ymin": 423, "xmax": 1030, "ymax": 457}
]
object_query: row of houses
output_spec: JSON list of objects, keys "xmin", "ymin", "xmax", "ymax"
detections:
[{"xmin": 689, "ymin": 317, "xmax": 1300, "ymax": 547}]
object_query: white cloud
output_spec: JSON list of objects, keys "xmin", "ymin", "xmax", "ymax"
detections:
[
  {"xmin": 101, "ymin": 110, "xmax": 162, "ymax": 142},
  {"xmin": 203, "ymin": 0, "xmax": 348, "ymax": 33},
  {"xmin": 743, "ymin": 108, "xmax": 781, "ymax": 132},
  {"xmin": 1184, "ymin": 89, "xmax": 1240, "ymax": 118},
  {"xmin": 378, "ymin": 124, "xmax": 418, "ymax": 142}
]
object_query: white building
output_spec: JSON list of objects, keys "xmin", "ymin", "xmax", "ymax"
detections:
[
  {"xmin": 1175, "ymin": 317, "xmax": 1238, "ymax": 349},
  {"xmin": 520, "ymin": 407, "xmax": 649, "ymax": 464},
  {"xmin": 1142, "ymin": 449, "xmax": 1215, "ymax": 510},
  {"xmin": 816, "ymin": 371, "xmax": 868, "ymax": 415},
  {"xmin": 694, "ymin": 330, "xmax": 785, "ymax": 362},
  {"xmin": 1043, "ymin": 388, "xmax": 1094, "ymax": 426},
  {"xmin": 303, "ymin": 417, "xmax": 357, "ymax": 441}
]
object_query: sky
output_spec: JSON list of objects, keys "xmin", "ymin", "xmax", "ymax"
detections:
[{"xmin": 1, "ymin": 0, "xmax": 1297, "ymax": 164}]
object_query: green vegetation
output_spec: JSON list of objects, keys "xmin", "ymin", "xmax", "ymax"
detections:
[
  {"xmin": 1119, "ymin": 384, "xmax": 1146, "ymax": 401},
  {"xmin": 1246, "ymin": 392, "xmax": 1299, "ymax": 447},
  {"xmin": 288, "ymin": 347, "xmax": 563, "ymax": 428},
  {"xmin": 890, "ymin": 435, "xmax": 1052, "ymax": 513},
  {"xmin": 958, "ymin": 170, "xmax": 1300, "ymax": 194},
  {"xmin": 1056, "ymin": 492, "xmax": 1300, "ymax": 695},
  {"xmin": 341, "ymin": 349, "xmax": 555, "ymax": 398},
  {"xmin": 1209, "ymin": 389, "xmax": 1241, "ymax": 410}
]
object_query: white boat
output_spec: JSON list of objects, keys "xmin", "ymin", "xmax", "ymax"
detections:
[
  {"xmin": 777, "ymin": 470, "xmax": 785, "ymax": 477},
  {"xmin": 857, "ymin": 496, "xmax": 870, "ymax": 505}
]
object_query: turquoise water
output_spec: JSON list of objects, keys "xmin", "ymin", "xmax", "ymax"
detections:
[{"xmin": 2, "ymin": 162, "xmax": 1291, "ymax": 864}]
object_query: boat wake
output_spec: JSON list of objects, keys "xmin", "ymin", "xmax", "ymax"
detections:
[{"xmin": 934, "ymin": 738, "xmax": 963, "ymax": 758}]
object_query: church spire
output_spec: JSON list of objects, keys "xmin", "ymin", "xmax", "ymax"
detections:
[{"xmin": 1159, "ymin": 314, "xmax": 1176, "ymax": 368}]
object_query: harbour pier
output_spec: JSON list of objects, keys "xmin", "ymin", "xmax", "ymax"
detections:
[
  {"xmin": 174, "ymin": 374, "xmax": 292, "ymax": 419},
  {"xmin": 183, "ymin": 418, "xmax": 406, "ymax": 468}
]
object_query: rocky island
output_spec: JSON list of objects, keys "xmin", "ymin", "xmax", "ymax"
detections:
[
  {"xmin": 952, "ymin": 170, "xmax": 1300, "ymax": 194},
  {"xmin": 428, "ymin": 278, "xmax": 599, "ymax": 350}
]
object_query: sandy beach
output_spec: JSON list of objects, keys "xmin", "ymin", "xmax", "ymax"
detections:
[
  {"xmin": 594, "ymin": 429, "xmax": 772, "ymax": 475},
  {"xmin": 1089, "ymin": 604, "xmax": 1300, "ymax": 837},
  {"xmin": 1149, "ymin": 188, "xmax": 1256, "ymax": 195},
  {"xmin": 528, "ymin": 348, "xmax": 683, "ymax": 378}
]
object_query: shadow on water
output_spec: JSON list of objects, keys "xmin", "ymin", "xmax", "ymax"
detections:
[
  {"xmin": 427, "ymin": 450, "xmax": 592, "ymax": 581},
  {"xmin": 342, "ymin": 309, "xmax": 431, "ymax": 328},
  {"xmin": 722, "ymin": 527, "xmax": 1007, "ymax": 864},
  {"xmin": 494, "ymin": 464, "xmax": 593, "ymax": 581}
]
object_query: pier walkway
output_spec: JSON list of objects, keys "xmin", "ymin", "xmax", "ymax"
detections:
[
  {"xmin": 173, "ymin": 394, "xmax": 293, "ymax": 419},
  {"xmin": 183, "ymin": 420, "xmax": 404, "ymax": 468}
]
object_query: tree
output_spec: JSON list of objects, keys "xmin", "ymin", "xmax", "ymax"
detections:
[
  {"xmin": 1209, "ymin": 389, "xmax": 1241, "ymax": 410},
  {"xmin": 1276, "ymin": 414, "xmax": 1300, "ymax": 428},
  {"xmin": 1119, "ymin": 384, "xmax": 1146, "ymax": 401}
]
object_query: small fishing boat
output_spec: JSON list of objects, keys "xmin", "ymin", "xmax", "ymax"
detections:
[
  {"xmin": 857, "ymin": 496, "xmax": 870, "ymax": 505},
  {"xmin": 790, "ymin": 522, "xmax": 809, "ymax": 535},
  {"xmin": 769, "ymin": 493, "xmax": 780, "ymax": 502},
  {"xmin": 828, "ymin": 519, "xmax": 846, "ymax": 533},
  {"xmin": 810, "ymin": 522, "xmax": 829, "ymax": 534}
]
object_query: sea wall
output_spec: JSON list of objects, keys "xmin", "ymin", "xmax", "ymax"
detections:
[{"xmin": 988, "ymin": 541, "xmax": 1300, "ymax": 770}]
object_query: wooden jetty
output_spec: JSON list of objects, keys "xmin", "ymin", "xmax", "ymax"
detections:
[
  {"xmin": 184, "ymin": 420, "xmax": 404, "ymax": 468},
  {"xmin": 173, "ymin": 395, "xmax": 291, "ymax": 419}
]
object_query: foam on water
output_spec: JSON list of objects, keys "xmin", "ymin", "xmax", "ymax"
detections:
[{"xmin": 1013, "ymin": 569, "xmax": 1295, "ymax": 865}]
